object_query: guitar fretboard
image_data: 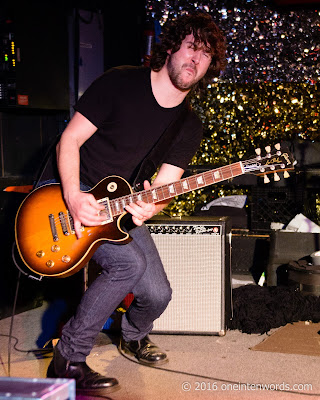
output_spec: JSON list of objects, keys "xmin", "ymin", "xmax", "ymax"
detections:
[{"xmin": 107, "ymin": 162, "xmax": 244, "ymax": 218}]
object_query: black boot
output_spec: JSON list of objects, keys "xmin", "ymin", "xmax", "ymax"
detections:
[
  {"xmin": 47, "ymin": 347, "xmax": 119, "ymax": 394},
  {"xmin": 119, "ymin": 335, "xmax": 168, "ymax": 365}
]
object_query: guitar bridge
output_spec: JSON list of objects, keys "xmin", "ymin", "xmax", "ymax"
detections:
[
  {"xmin": 49, "ymin": 213, "xmax": 59, "ymax": 242},
  {"xmin": 97, "ymin": 197, "xmax": 113, "ymax": 224}
]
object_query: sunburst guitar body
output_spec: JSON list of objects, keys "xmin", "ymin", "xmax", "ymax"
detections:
[{"xmin": 15, "ymin": 176, "xmax": 132, "ymax": 277}]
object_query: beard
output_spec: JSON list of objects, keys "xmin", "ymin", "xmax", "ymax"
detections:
[{"xmin": 166, "ymin": 57, "xmax": 200, "ymax": 91}]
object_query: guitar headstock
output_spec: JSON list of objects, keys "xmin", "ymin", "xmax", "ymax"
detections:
[{"xmin": 242, "ymin": 143, "xmax": 296, "ymax": 183}]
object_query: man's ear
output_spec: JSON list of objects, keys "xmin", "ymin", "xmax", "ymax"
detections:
[{"xmin": 167, "ymin": 49, "xmax": 172, "ymax": 55}]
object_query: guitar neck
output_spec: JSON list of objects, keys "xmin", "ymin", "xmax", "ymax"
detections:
[{"xmin": 108, "ymin": 161, "xmax": 244, "ymax": 217}]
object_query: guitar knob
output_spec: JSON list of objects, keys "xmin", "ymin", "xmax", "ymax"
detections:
[
  {"xmin": 51, "ymin": 245, "xmax": 60, "ymax": 252},
  {"xmin": 36, "ymin": 250, "xmax": 45, "ymax": 258},
  {"xmin": 62, "ymin": 255, "xmax": 71, "ymax": 263},
  {"xmin": 46, "ymin": 260, "xmax": 55, "ymax": 268}
]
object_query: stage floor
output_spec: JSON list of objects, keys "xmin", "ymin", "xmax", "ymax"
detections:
[{"xmin": 0, "ymin": 302, "xmax": 319, "ymax": 400}]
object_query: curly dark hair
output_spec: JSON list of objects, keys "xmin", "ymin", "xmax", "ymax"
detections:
[{"xmin": 150, "ymin": 12, "xmax": 227, "ymax": 88}]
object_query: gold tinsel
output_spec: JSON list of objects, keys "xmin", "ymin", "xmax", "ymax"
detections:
[
  {"xmin": 164, "ymin": 83, "xmax": 320, "ymax": 221},
  {"xmin": 147, "ymin": 0, "xmax": 320, "ymax": 223}
]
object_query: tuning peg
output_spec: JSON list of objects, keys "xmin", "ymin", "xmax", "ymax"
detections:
[
  {"xmin": 264, "ymin": 175, "xmax": 270, "ymax": 184},
  {"xmin": 284, "ymin": 170, "xmax": 290, "ymax": 178},
  {"xmin": 255, "ymin": 148, "xmax": 261, "ymax": 158},
  {"xmin": 275, "ymin": 143, "xmax": 281, "ymax": 150},
  {"xmin": 265, "ymin": 145, "xmax": 271, "ymax": 153},
  {"xmin": 274, "ymin": 172, "xmax": 280, "ymax": 181}
]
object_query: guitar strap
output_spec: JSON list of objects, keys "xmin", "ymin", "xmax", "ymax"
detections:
[{"xmin": 133, "ymin": 104, "xmax": 189, "ymax": 192}]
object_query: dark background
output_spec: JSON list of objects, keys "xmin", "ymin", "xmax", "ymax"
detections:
[{"xmin": 0, "ymin": 0, "xmax": 146, "ymax": 320}]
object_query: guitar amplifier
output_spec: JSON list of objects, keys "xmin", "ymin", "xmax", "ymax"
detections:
[{"xmin": 146, "ymin": 216, "xmax": 232, "ymax": 335}]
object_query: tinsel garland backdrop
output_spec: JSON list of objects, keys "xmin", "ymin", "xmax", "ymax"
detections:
[{"xmin": 146, "ymin": 0, "xmax": 320, "ymax": 223}]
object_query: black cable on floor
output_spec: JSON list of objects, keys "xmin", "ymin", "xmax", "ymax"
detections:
[
  {"xmin": 0, "ymin": 334, "xmax": 53, "ymax": 356},
  {"xmin": 2, "ymin": 331, "xmax": 318, "ymax": 398},
  {"xmin": 5, "ymin": 241, "xmax": 45, "ymax": 376},
  {"xmin": 8, "ymin": 270, "xmax": 21, "ymax": 377},
  {"xmin": 118, "ymin": 347, "xmax": 320, "ymax": 398}
]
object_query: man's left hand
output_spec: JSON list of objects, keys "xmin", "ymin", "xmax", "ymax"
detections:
[{"xmin": 125, "ymin": 180, "xmax": 157, "ymax": 226}]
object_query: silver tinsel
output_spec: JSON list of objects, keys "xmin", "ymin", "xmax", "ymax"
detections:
[{"xmin": 146, "ymin": 0, "xmax": 320, "ymax": 84}]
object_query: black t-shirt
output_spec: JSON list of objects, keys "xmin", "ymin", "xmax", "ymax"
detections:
[{"xmin": 73, "ymin": 66, "xmax": 202, "ymax": 187}]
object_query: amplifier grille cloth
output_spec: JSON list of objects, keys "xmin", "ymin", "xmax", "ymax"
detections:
[{"xmin": 151, "ymin": 233, "xmax": 223, "ymax": 333}]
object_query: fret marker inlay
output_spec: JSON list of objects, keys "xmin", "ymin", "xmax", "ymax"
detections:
[
  {"xmin": 169, "ymin": 185, "xmax": 175, "ymax": 194},
  {"xmin": 197, "ymin": 176, "xmax": 204, "ymax": 185}
]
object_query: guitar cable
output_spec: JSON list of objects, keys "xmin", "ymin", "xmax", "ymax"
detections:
[
  {"xmin": 6, "ymin": 133, "xmax": 56, "ymax": 374},
  {"xmin": 11, "ymin": 241, "xmax": 43, "ymax": 282},
  {"xmin": 4, "ymin": 242, "xmax": 44, "ymax": 377},
  {"xmin": 4, "ymin": 130, "xmax": 65, "ymax": 375},
  {"xmin": 7, "ymin": 267, "xmax": 20, "ymax": 378}
]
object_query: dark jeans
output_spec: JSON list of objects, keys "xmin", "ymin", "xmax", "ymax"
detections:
[{"xmin": 38, "ymin": 180, "xmax": 172, "ymax": 362}]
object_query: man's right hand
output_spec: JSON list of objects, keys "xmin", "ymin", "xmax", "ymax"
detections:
[{"xmin": 65, "ymin": 191, "xmax": 106, "ymax": 239}]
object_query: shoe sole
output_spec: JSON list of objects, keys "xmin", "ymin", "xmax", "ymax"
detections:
[
  {"xmin": 76, "ymin": 383, "xmax": 121, "ymax": 395},
  {"xmin": 47, "ymin": 372, "xmax": 121, "ymax": 395}
]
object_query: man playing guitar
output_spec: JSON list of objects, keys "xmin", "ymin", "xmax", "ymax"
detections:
[{"xmin": 45, "ymin": 12, "xmax": 227, "ymax": 394}]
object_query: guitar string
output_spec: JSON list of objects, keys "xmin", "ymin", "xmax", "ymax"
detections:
[
  {"xmin": 49, "ymin": 155, "xmax": 288, "ymax": 226},
  {"xmin": 106, "ymin": 155, "xmax": 287, "ymax": 210},
  {"xmin": 109, "ymin": 154, "xmax": 290, "ymax": 215},
  {"xmin": 61, "ymin": 160, "xmax": 281, "ymax": 221}
]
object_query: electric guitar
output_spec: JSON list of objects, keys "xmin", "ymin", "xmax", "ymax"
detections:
[{"xmin": 15, "ymin": 144, "xmax": 296, "ymax": 278}]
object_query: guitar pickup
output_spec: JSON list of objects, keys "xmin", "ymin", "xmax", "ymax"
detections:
[
  {"xmin": 59, "ymin": 211, "xmax": 70, "ymax": 236},
  {"xmin": 66, "ymin": 213, "xmax": 90, "ymax": 234},
  {"xmin": 67, "ymin": 211, "xmax": 79, "ymax": 235},
  {"xmin": 49, "ymin": 214, "xmax": 59, "ymax": 242},
  {"xmin": 97, "ymin": 197, "xmax": 113, "ymax": 224}
]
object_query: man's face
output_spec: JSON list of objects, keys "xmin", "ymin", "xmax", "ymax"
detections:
[{"xmin": 166, "ymin": 34, "xmax": 212, "ymax": 91}]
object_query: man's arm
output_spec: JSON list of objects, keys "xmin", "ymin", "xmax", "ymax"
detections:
[
  {"xmin": 57, "ymin": 111, "xmax": 106, "ymax": 238},
  {"xmin": 58, "ymin": 113, "xmax": 184, "ymax": 234},
  {"xmin": 125, "ymin": 163, "xmax": 184, "ymax": 226}
]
